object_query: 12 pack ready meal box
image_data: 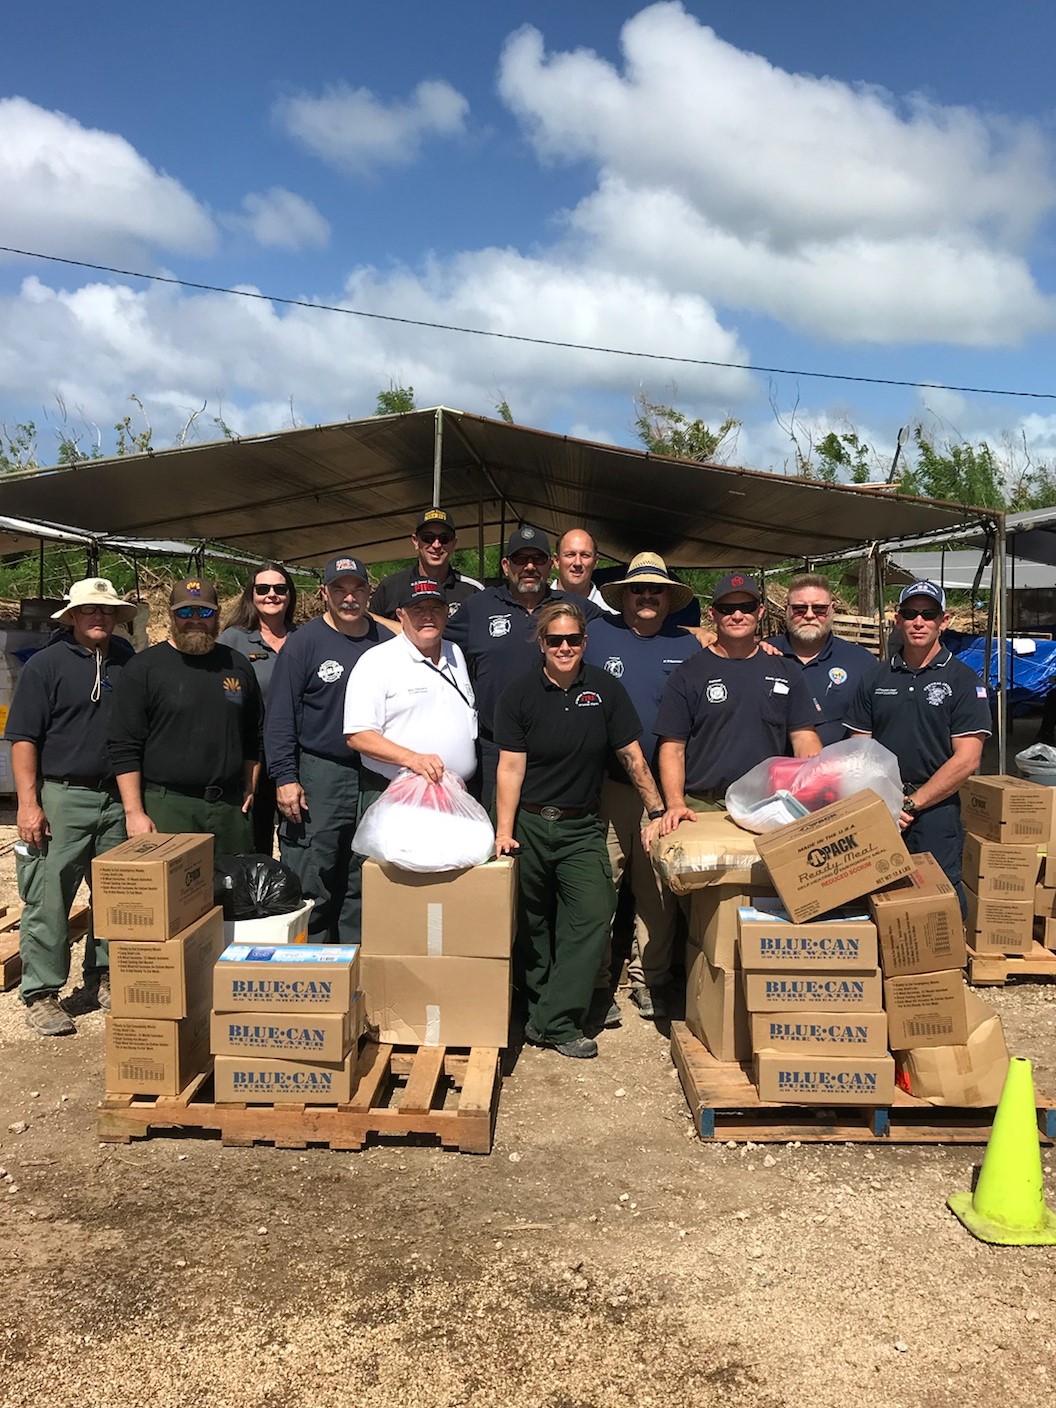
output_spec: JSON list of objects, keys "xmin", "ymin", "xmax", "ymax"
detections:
[
  {"xmin": 896, "ymin": 990, "xmax": 1009, "ymax": 1107},
  {"xmin": 963, "ymin": 890, "xmax": 1034, "ymax": 955},
  {"xmin": 961, "ymin": 832, "xmax": 1039, "ymax": 900},
  {"xmin": 105, "ymin": 1008, "xmax": 211, "ymax": 1097},
  {"xmin": 961, "ymin": 775, "xmax": 1056, "ymax": 846},
  {"xmin": 867, "ymin": 852, "xmax": 966, "ymax": 977},
  {"xmin": 108, "ymin": 905, "xmax": 225, "ymax": 1019},
  {"xmin": 883, "ymin": 969, "xmax": 970, "ymax": 1050},
  {"xmin": 92, "ymin": 834, "xmax": 214, "ymax": 941}
]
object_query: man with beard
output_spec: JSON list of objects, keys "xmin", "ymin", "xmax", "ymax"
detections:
[
  {"xmin": 446, "ymin": 526, "xmax": 602, "ymax": 808},
  {"xmin": 369, "ymin": 508, "xmax": 483, "ymax": 621},
  {"xmin": 765, "ymin": 573, "xmax": 876, "ymax": 745},
  {"xmin": 108, "ymin": 577, "xmax": 262, "ymax": 853}
]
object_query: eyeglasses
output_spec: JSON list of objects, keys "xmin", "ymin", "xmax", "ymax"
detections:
[
  {"xmin": 174, "ymin": 605, "xmax": 217, "ymax": 620},
  {"xmin": 898, "ymin": 606, "xmax": 942, "ymax": 621},
  {"xmin": 75, "ymin": 604, "xmax": 117, "ymax": 617},
  {"xmin": 788, "ymin": 602, "xmax": 831, "ymax": 618},
  {"xmin": 254, "ymin": 582, "xmax": 289, "ymax": 596},
  {"xmin": 544, "ymin": 633, "xmax": 584, "ymax": 647},
  {"xmin": 418, "ymin": 533, "xmax": 454, "ymax": 547},
  {"xmin": 628, "ymin": 583, "xmax": 667, "ymax": 595},
  {"xmin": 712, "ymin": 601, "xmax": 759, "ymax": 616}
]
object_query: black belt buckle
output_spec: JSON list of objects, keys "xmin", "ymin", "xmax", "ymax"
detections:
[
  {"xmin": 540, "ymin": 805, "xmax": 562, "ymax": 822},
  {"xmin": 204, "ymin": 785, "xmax": 225, "ymax": 803}
]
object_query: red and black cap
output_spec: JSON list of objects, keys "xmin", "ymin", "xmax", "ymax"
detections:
[
  {"xmin": 711, "ymin": 571, "xmax": 761, "ymax": 605},
  {"xmin": 399, "ymin": 575, "xmax": 448, "ymax": 608}
]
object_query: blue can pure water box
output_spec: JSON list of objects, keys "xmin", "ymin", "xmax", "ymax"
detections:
[
  {"xmin": 749, "ymin": 1010, "xmax": 889, "ymax": 1056},
  {"xmin": 213, "ymin": 1050, "xmax": 359, "ymax": 1104},
  {"xmin": 210, "ymin": 993, "xmax": 364, "ymax": 1062},
  {"xmin": 212, "ymin": 944, "xmax": 360, "ymax": 1013},
  {"xmin": 737, "ymin": 903, "xmax": 878, "ymax": 971},
  {"xmin": 754, "ymin": 1051, "xmax": 895, "ymax": 1105}
]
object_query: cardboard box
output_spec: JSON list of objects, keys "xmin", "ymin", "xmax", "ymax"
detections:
[
  {"xmin": 753, "ymin": 790, "xmax": 913, "ymax": 923},
  {"xmin": 897, "ymin": 991, "xmax": 1009, "ymax": 1106},
  {"xmin": 688, "ymin": 884, "xmax": 779, "ymax": 968},
  {"xmin": 360, "ymin": 954, "xmax": 510, "ymax": 1047},
  {"xmin": 754, "ymin": 1050, "xmax": 895, "ymax": 1106},
  {"xmin": 105, "ymin": 1008, "xmax": 211, "ymax": 1096},
  {"xmin": 361, "ymin": 858, "xmax": 515, "ymax": 958},
  {"xmin": 1038, "ymin": 919, "xmax": 1056, "ymax": 951},
  {"xmin": 684, "ymin": 947, "xmax": 751, "ymax": 1061},
  {"xmin": 223, "ymin": 899, "xmax": 314, "ymax": 947},
  {"xmin": 1034, "ymin": 885, "xmax": 1056, "ymax": 920},
  {"xmin": 750, "ymin": 1010, "xmax": 888, "ymax": 1056},
  {"xmin": 964, "ymin": 888, "xmax": 1034, "ymax": 955},
  {"xmin": 92, "ymin": 834, "xmax": 214, "ymax": 941},
  {"xmin": 212, "ymin": 944, "xmax": 360, "ymax": 1013},
  {"xmin": 961, "ymin": 774, "xmax": 1056, "ymax": 845},
  {"xmin": 737, "ymin": 906, "xmax": 878, "ymax": 972},
  {"xmin": 961, "ymin": 833, "xmax": 1039, "ymax": 900},
  {"xmin": 868, "ymin": 852, "xmax": 966, "ymax": 976},
  {"xmin": 884, "ymin": 969, "xmax": 970, "ymax": 1050},
  {"xmin": 210, "ymin": 994, "xmax": 363, "ymax": 1062},
  {"xmin": 109, "ymin": 905, "xmax": 225, "ymax": 1018},
  {"xmin": 213, "ymin": 1051, "xmax": 359, "ymax": 1104},
  {"xmin": 741, "ymin": 969, "xmax": 883, "ymax": 1012},
  {"xmin": 651, "ymin": 810, "xmax": 769, "ymax": 895}
]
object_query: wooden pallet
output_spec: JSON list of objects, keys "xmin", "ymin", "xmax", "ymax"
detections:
[
  {"xmin": 0, "ymin": 905, "xmax": 90, "ymax": 990},
  {"xmin": 97, "ymin": 1042, "xmax": 502, "ymax": 1153},
  {"xmin": 671, "ymin": 1022, "xmax": 1056, "ymax": 1144},
  {"xmin": 967, "ymin": 942, "xmax": 1056, "ymax": 987}
]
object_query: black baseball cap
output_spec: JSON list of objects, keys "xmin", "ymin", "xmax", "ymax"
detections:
[
  {"xmin": 322, "ymin": 554, "xmax": 369, "ymax": 586},
  {"xmin": 416, "ymin": 508, "xmax": 456, "ymax": 535},
  {"xmin": 505, "ymin": 525, "xmax": 551, "ymax": 558},
  {"xmin": 400, "ymin": 575, "xmax": 448, "ymax": 608},
  {"xmin": 712, "ymin": 571, "xmax": 762, "ymax": 604}
]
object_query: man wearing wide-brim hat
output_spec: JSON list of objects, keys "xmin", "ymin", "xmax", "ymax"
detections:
[
  {"xmin": 3, "ymin": 578, "xmax": 137, "ymax": 1036},
  {"xmin": 583, "ymin": 553, "xmax": 701, "ymax": 1022}
]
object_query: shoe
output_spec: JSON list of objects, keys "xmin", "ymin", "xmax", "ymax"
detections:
[
  {"xmin": 552, "ymin": 1036, "xmax": 598, "ymax": 1059},
  {"xmin": 93, "ymin": 973, "xmax": 111, "ymax": 1012},
  {"xmin": 588, "ymin": 990, "xmax": 621, "ymax": 1029},
  {"xmin": 25, "ymin": 995, "xmax": 76, "ymax": 1037},
  {"xmin": 523, "ymin": 1022, "xmax": 545, "ymax": 1046},
  {"xmin": 630, "ymin": 987, "xmax": 670, "ymax": 1020}
]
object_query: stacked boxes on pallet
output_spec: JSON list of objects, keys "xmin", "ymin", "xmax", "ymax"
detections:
[
  {"xmin": 962, "ymin": 775, "xmax": 1056, "ymax": 954},
  {"xmin": 92, "ymin": 834, "xmax": 220, "ymax": 1097},
  {"xmin": 358, "ymin": 858, "xmax": 516, "ymax": 1048}
]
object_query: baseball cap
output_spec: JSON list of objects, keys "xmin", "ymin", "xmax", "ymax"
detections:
[
  {"xmin": 415, "ymin": 507, "xmax": 456, "ymax": 535},
  {"xmin": 505, "ymin": 525, "xmax": 551, "ymax": 558},
  {"xmin": 170, "ymin": 577, "xmax": 219, "ymax": 608},
  {"xmin": 711, "ymin": 571, "xmax": 761, "ymax": 605},
  {"xmin": 898, "ymin": 580, "xmax": 946, "ymax": 611},
  {"xmin": 400, "ymin": 574, "xmax": 449, "ymax": 608},
  {"xmin": 322, "ymin": 554, "xmax": 369, "ymax": 586}
]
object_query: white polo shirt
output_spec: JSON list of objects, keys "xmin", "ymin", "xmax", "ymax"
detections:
[{"xmin": 342, "ymin": 632, "xmax": 478, "ymax": 782}]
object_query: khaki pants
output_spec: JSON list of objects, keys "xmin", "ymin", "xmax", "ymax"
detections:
[{"xmin": 597, "ymin": 777, "xmax": 679, "ymax": 992}]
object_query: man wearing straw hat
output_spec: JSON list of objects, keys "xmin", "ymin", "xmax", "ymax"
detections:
[{"xmin": 3, "ymin": 578, "xmax": 136, "ymax": 1035}]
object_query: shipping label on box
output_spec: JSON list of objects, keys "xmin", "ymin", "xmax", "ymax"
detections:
[
  {"xmin": 754, "ymin": 1050, "xmax": 895, "ymax": 1105},
  {"xmin": 897, "ymin": 991, "xmax": 1009, "ymax": 1107},
  {"xmin": 754, "ymin": 790, "xmax": 913, "ymax": 923},
  {"xmin": 962, "ymin": 832, "xmax": 1040, "ymax": 899},
  {"xmin": 651, "ymin": 810, "xmax": 770, "ymax": 895},
  {"xmin": 105, "ymin": 1008, "xmax": 211, "ymax": 1096},
  {"xmin": 964, "ymin": 889, "xmax": 1034, "ymax": 955},
  {"xmin": 869, "ymin": 852, "xmax": 966, "ymax": 976},
  {"xmin": 210, "ymin": 994, "xmax": 363, "ymax": 1062},
  {"xmin": 750, "ymin": 1009, "xmax": 888, "ymax": 1055},
  {"xmin": 214, "ymin": 1051, "xmax": 359, "ymax": 1105},
  {"xmin": 109, "ymin": 905, "xmax": 224, "ymax": 1018},
  {"xmin": 92, "ymin": 834, "xmax": 214, "ymax": 941},
  {"xmin": 741, "ymin": 969, "xmax": 883, "ymax": 1012},
  {"xmin": 360, "ymin": 954, "xmax": 510, "ymax": 1047},
  {"xmin": 737, "ymin": 908, "xmax": 878, "ymax": 972},
  {"xmin": 962, "ymin": 774, "xmax": 1056, "ymax": 845},
  {"xmin": 684, "ymin": 950, "xmax": 751, "ymax": 1062},
  {"xmin": 212, "ymin": 944, "xmax": 360, "ymax": 1012},
  {"xmin": 688, "ymin": 885, "xmax": 779, "ymax": 968},
  {"xmin": 361, "ymin": 858, "xmax": 515, "ymax": 958},
  {"xmin": 884, "ymin": 969, "xmax": 969, "ymax": 1050}
]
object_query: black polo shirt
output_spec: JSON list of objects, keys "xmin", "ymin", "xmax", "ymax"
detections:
[
  {"xmin": 765, "ymin": 631, "xmax": 878, "ymax": 746},
  {"xmin": 844, "ymin": 648, "xmax": 991, "ymax": 787},
  {"xmin": 493, "ymin": 663, "xmax": 642, "ymax": 809},
  {"xmin": 655, "ymin": 648, "xmax": 820, "ymax": 795},
  {"xmin": 446, "ymin": 585, "xmax": 603, "ymax": 734},
  {"xmin": 369, "ymin": 563, "xmax": 483, "ymax": 621}
]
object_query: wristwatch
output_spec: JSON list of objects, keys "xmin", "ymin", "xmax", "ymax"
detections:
[
  {"xmin": 902, "ymin": 796, "xmax": 919, "ymax": 816},
  {"xmin": 647, "ymin": 808, "xmax": 666, "ymax": 821}
]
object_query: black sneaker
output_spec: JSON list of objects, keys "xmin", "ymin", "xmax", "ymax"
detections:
[
  {"xmin": 552, "ymin": 1036, "xmax": 599, "ymax": 1059},
  {"xmin": 630, "ymin": 987, "xmax": 671, "ymax": 1020},
  {"xmin": 588, "ymin": 990, "xmax": 621, "ymax": 1029},
  {"xmin": 25, "ymin": 995, "xmax": 76, "ymax": 1037},
  {"xmin": 93, "ymin": 973, "xmax": 111, "ymax": 1012}
]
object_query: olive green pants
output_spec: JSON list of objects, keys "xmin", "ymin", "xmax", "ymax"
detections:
[{"xmin": 144, "ymin": 784, "xmax": 252, "ymax": 856}]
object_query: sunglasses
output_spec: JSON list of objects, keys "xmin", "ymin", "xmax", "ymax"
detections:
[
  {"xmin": 174, "ymin": 605, "xmax": 217, "ymax": 620},
  {"xmin": 712, "ymin": 600, "xmax": 759, "ymax": 616},
  {"xmin": 544, "ymin": 633, "xmax": 584, "ymax": 647},
  {"xmin": 75, "ymin": 604, "xmax": 117, "ymax": 617},
  {"xmin": 788, "ymin": 602, "xmax": 831, "ymax": 617},
  {"xmin": 628, "ymin": 583, "xmax": 667, "ymax": 595},
  {"xmin": 418, "ymin": 533, "xmax": 454, "ymax": 546},
  {"xmin": 898, "ymin": 606, "xmax": 942, "ymax": 621},
  {"xmin": 254, "ymin": 582, "xmax": 290, "ymax": 596}
]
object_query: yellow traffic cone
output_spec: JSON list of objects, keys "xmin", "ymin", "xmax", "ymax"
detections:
[{"xmin": 948, "ymin": 1057, "xmax": 1056, "ymax": 1245}]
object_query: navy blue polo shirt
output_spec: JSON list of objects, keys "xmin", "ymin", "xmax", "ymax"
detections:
[
  {"xmin": 369, "ymin": 563, "xmax": 483, "ymax": 621},
  {"xmin": 494, "ymin": 663, "xmax": 642, "ymax": 809},
  {"xmin": 445, "ymin": 585, "xmax": 602, "ymax": 734},
  {"xmin": 655, "ymin": 648, "xmax": 821, "ymax": 796},
  {"xmin": 844, "ymin": 648, "xmax": 992, "ymax": 787},
  {"xmin": 765, "ymin": 632, "xmax": 878, "ymax": 746},
  {"xmin": 584, "ymin": 615, "xmax": 700, "ymax": 775}
]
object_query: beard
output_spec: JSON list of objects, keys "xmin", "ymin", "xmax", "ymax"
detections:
[
  {"xmin": 172, "ymin": 624, "xmax": 218, "ymax": 655},
  {"xmin": 788, "ymin": 620, "xmax": 828, "ymax": 651}
]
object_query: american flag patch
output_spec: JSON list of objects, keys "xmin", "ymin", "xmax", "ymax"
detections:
[{"xmin": 976, "ymin": 686, "xmax": 988, "ymax": 698}]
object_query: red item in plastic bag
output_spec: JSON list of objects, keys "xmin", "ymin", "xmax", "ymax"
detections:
[{"xmin": 767, "ymin": 757, "xmax": 839, "ymax": 810}]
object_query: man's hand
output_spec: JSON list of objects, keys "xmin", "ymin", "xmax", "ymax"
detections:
[
  {"xmin": 125, "ymin": 810, "xmax": 157, "ymax": 838},
  {"xmin": 898, "ymin": 808, "xmax": 915, "ymax": 832},
  {"xmin": 408, "ymin": 753, "xmax": 445, "ymax": 784},
  {"xmin": 276, "ymin": 782, "xmax": 307, "ymax": 824},
  {"xmin": 659, "ymin": 804, "xmax": 697, "ymax": 836},
  {"xmin": 241, "ymin": 790, "xmax": 255, "ymax": 816},
  {"xmin": 16, "ymin": 801, "xmax": 49, "ymax": 849},
  {"xmin": 495, "ymin": 832, "xmax": 519, "ymax": 858}
]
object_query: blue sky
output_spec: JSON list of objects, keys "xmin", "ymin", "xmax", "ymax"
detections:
[{"xmin": 3, "ymin": 1, "xmax": 1056, "ymax": 481}]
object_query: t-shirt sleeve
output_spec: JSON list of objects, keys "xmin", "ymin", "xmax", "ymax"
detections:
[
  {"xmin": 342, "ymin": 651, "xmax": 386, "ymax": 736},
  {"xmin": 605, "ymin": 677, "xmax": 642, "ymax": 750},
  {"xmin": 654, "ymin": 664, "xmax": 693, "ymax": 741},
  {"xmin": 950, "ymin": 670, "xmax": 993, "ymax": 737},
  {"xmin": 3, "ymin": 656, "xmax": 51, "ymax": 745},
  {"xmin": 844, "ymin": 666, "xmax": 878, "ymax": 734},
  {"xmin": 493, "ymin": 681, "xmax": 528, "ymax": 752},
  {"xmin": 369, "ymin": 576, "xmax": 397, "ymax": 619},
  {"xmin": 107, "ymin": 655, "xmax": 151, "ymax": 776},
  {"xmin": 263, "ymin": 641, "xmax": 301, "ymax": 785},
  {"xmin": 787, "ymin": 668, "xmax": 823, "ymax": 732}
]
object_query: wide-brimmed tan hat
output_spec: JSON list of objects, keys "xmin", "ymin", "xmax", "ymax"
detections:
[
  {"xmin": 600, "ymin": 552, "xmax": 695, "ymax": 612},
  {"xmin": 52, "ymin": 577, "xmax": 137, "ymax": 625}
]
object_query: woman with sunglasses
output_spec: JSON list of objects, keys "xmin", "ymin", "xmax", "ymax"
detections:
[{"xmin": 493, "ymin": 601, "xmax": 669, "ymax": 1059}]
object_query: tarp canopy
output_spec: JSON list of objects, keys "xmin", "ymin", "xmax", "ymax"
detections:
[{"xmin": 0, "ymin": 409, "xmax": 998, "ymax": 570}]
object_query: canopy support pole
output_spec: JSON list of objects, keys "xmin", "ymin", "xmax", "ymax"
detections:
[
  {"xmin": 996, "ymin": 518, "xmax": 1008, "ymax": 774},
  {"xmin": 432, "ymin": 407, "xmax": 444, "ymax": 508}
]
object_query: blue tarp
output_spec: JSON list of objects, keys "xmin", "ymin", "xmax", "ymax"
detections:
[{"xmin": 946, "ymin": 631, "xmax": 1056, "ymax": 705}]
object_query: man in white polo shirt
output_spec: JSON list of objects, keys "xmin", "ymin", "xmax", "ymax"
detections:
[{"xmin": 343, "ymin": 574, "xmax": 478, "ymax": 808}]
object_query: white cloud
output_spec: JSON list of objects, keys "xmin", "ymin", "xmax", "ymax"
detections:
[
  {"xmin": 0, "ymin": 96, "xmax": 216, "ymax": 262},
  {"xmin": 226, "ymin": 187, "xmax": 331, "ymax": 251},
  {"xmin": 275, "ymin": 79, "xmax": 469, "ymax": 174},
  {"xmin": 498, "ymin": 4, "xmax": 1056, "ymax": 344}
]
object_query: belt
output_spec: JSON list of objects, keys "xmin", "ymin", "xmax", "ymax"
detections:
[
  {"xmin": 520, "ymin": 802, "xmax": 597, "ymax": 821},
  {"xmin": 145, "ymin": 782, "xmax": 238, "ymax": 803},
  {"xmin": 44, "ymin": 775, "xmax": 117, "ymax": 791}
]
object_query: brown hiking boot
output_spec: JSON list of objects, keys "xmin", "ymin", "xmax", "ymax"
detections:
[{"xmin": 25, "ymin": 995, "xmax": 76, "ymax": 1037}]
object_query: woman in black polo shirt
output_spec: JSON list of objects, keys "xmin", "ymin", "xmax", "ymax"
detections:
[{"xmin": 494, "ymin": 602, "xmax": 668, "ymax": 1058}]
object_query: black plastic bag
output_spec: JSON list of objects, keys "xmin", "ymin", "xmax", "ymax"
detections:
[{"xmin": 213, "ymin": 854, "xmax": 303, "ymax": 921}]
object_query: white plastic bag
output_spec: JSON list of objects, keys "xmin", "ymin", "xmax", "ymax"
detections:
[
  {"xmin": 725, "ymin": 737, "xmax": 905, "ymax": 834},
  {"xmin": 352, "ymin": 769, "xmax": 495, "ymax": 872}
]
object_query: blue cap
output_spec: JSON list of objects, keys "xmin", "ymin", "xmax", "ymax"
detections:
[{"xmin": 898, "ymin": 580, "xmax": 946, "ymax": 610}]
